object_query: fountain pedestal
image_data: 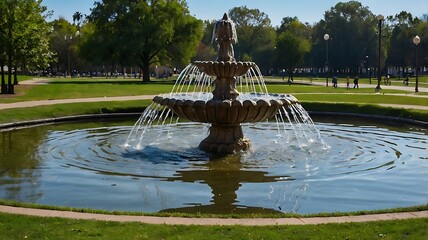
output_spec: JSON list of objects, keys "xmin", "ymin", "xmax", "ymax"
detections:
[
  {"xmin": 192, "ymin": 60, "xmax": 254, "ymax": 154},
  {"xmin": 199, "ymin": 124, "xmax": 250, "ymax": 153}
]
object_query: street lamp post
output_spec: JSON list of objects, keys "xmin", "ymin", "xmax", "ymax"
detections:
[
  {"xmin": 64, "ymin": 35, "xmax": 72, "ymax": 77},
  {"xmin": 366, "ymin": 55, "xmax": 372, "ymax": 84},
  {"xmin": 324, "ymin": 33, "xmax": 330, "ymax": 87},
  {"xmin": 413, "ymin": 35, "xmax": 421, "ymax": 93},
  {"xmin": 375, "ymin": 14, "xmax": 384, "ymax": 93},
  {"xmin": 64, "ymin": 31, "xmax": 80, "ymax": 77}
]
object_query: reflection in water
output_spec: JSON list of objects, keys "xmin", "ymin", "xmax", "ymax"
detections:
[
  {"xmin": 0, "ymin": 129, "xmax": 45, "ymax": 203},
  {"xmin": 163, "ymin": 154, "xmax": 286, "ymax": 213},
  {"xmin": 0, "ymin": 119, "xmax": 427, "ymax": 214}
]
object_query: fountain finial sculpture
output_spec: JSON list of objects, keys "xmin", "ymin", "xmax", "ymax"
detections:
[
  {"xmin": 213, "ymin": 13, "xmax": 237, "ymax": 62},
  {"xmin": 152, "ymin": 13, "xmax": 299, "ymax": 154}
]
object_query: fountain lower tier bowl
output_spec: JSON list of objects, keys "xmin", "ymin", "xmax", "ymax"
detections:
[{"xmin": 153, "ymin": 93, "xmax": 299, "ymax": 125}]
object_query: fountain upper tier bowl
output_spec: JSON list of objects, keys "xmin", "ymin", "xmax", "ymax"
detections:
[{"xmin": 193, "ymin": 61, "xmax": 254, "ymax": 77}]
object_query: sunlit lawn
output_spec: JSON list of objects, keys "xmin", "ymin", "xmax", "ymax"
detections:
[
  {"xmin": 0, "ymin": 212, "xmax": 427, "ymax": 240},
  {"xmin": 1, "ymin": 75, "xmax": 426, "ymax": 104},
  {"xmin": 0, "ymin": 75, "xmax": 425, "ymax": 124},
  {"xmin": 264, "ymin": 75, "xmax": 428, "ymax": 84},
  {"xmin": 1, "ymin": 80, "xmax": 173, "ymax": 103}
]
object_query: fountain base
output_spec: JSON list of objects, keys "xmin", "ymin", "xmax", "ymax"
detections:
[{"xmin": 199, "ymin": 124, "xmax": 250, "ymax": 154}]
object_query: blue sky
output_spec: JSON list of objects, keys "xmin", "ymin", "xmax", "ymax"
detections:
[{"xmin": 43, "ymin": 0, "xmax": 427, "ymax": 26}]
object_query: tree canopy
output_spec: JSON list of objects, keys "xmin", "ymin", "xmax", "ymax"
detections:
[
  {"xmin": 82, "ymin": 0, "xmax": 203, "ymax": 82},
  {"xmin": 276, "ymin": 17, "xmax": 311, "ymax": 77},
  {"xmin": 228, "ymin": 6, "xmax": 275, "ymax": 62},
  {"xmin": 0, "ymin": 0, "xmax": 52, "ymax": 94},
  {"xmin": 316, "ymin": 1, "xmax": 379, "ymax": 72}
]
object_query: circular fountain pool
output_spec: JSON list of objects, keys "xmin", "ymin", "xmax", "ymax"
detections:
[{"xmin": 0, "ymin": 117, "xmax": 426, "ymax": 214}]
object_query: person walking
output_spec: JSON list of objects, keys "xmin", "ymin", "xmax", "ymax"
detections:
[
  {"xmin": 403, "ymin": 74, "xmax": 409, "ymax": 86},
  {"xmin": 332, "ymin": 75, "xmax": 338, "ymax": 88},
  {"xmin": 385, "ymin": 74, "xmax": 391, "ymax": 85},
  {"xmin": 346, "ymin": 76, "xmax": 350, "ymax": 90},
  {"xmin": 353, "ymin": 76, "xmax": 359, "ymax": 89}
]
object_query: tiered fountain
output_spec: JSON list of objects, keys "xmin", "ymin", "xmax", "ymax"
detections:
[{"xmin": 149, "ymin": 13, "xmax": 300, "ymax": 154}]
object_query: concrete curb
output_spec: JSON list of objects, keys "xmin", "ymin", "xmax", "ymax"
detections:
[
  {"xmin": 308, "ymin": 111, "xmax": 428, "ymax": 127},
  {"xmin": 1, "ymin": 111, "xmax": 427, "ymax": 130},
  {"xmin": 0, "ymin": 205, "xmax": 427, "ymax": 225}
]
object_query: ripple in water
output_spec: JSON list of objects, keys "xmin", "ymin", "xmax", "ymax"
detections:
[{"xmin": 0, "ymin": 120, "xmax": 426, "ymax": 214}]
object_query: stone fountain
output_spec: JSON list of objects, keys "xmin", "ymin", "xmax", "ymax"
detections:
[{"xmin": 152, "ymin": 13, "xmax": 298, "ymax": 154}]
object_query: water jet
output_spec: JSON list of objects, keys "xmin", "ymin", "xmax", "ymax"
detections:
[{"xmin": 133, "ymin": 13, "xmax": 307, "ymax": 154}]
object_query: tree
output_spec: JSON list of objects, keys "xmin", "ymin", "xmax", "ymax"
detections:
[
  {"xmin": 0, "ymin": 0, "xmax": 7, "ymax": 93},
  {"xmin": 192, "ymin": 20, "xmax": 217, "ymax": 61},
  {"xmin": 0, "ymin": 0, "xmax": 52, "ymax": 94},
  {"xmin": 276, "ymin": 18, "xmax": 311, "ymax": 81},
  {"xmin": 228, "ymin": 6, "xmax": 275, "ymax": 64},
  {"xmin": 414, "ymin": 17, "xmax": 428, "ymax": 69},
  {"xmin": 309, "ymin": 1, "xmax": 379, "ymax": 74},
  {"xmin": 386, "ymin": 11, "xmax": 423, "ymax": 75},
  {"xmin": 49, "ymin": 18, "xmax": 85, "ymax": 75},
  {"xmin": 85, "ymin": 0, "xmax": 203, "ymax": 82},
  {"xmin": 14, "ymin": 0, "xmax": 53, "ymax": 74},
  {"xmin": 72, "ymin": 11, "xmax": 83, "ymax": 28}
]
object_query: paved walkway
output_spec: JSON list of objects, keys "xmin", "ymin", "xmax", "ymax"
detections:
[{"xmin": 0, "ymin": 205, "xmax": 426, "ymax": 225}]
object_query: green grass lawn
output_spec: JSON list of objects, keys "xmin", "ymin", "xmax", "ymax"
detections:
[
  {"xmin": 265, "ymin": 84, "xmax": 410, "ymax": 94},
  {"xmin": 1, "ymin": 82, "xmax": 173, "ymax": 103},
  {"xmin": 0, "ymin": 100, "xmax": 426, "ymax": 124},
  {"xmin": 295, "ymin": 93, "xmax": 428, "ymax": 106},
  {"xmin": 264, "ymin": 75, "xmax": 428, "ymax": 85},
  {"xmin": 0, "ymin": 100, "xmax": 149, "ymax": 124},
  {"xmin": 0, "ymin": 76, "xmax": 427, "ymax": 123},
  {"xmin": 1, "ymin": 76, "xmax": 424, "ymax": 103},
  {"xmin": 0, "ymin": 212, "xmax": 426, "ymax": 240}
]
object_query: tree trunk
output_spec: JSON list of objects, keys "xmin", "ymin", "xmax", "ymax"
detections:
[
  {"xmin": 139, "ymin": 53, "xmax": 151, "ymax": 83},
  {"xmin": 287, "ymin": 68, "xmax": 294, "ymax": 84},
  {"xmin": 13, "ymin": 64, "xmax": 18, "ymax": 85},
  {"xmin": 7, "ymin": 56, "xmax": 14, "ymax": 94},
  {"xmin": 140, "ymin": 62, "xmax": 151, "ymax": 83},
  {"xmin": 1, "ymin": 62, "xmax": 7, "ymax": 94}
]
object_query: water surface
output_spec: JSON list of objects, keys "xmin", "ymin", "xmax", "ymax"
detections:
[{"xmin": 0, "ymin": 118, "xmax": 426, "ymax": 214}]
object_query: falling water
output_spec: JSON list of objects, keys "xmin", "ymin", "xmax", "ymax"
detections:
[{"xmin": 124, "ymin": 63, "xmax": 327, "ymax": 152}]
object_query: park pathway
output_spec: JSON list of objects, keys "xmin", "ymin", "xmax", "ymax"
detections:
[{"xmin": 0, "ymin": 205, "xmax": 427, "ymax": 225}]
